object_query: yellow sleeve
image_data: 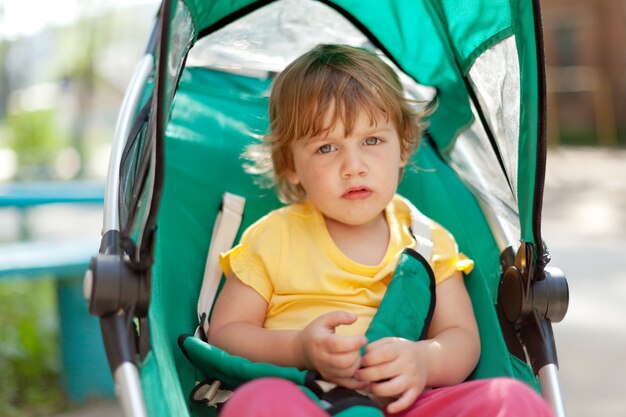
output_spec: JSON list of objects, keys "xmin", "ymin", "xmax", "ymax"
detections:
[
  {"xmin": 430, "ymin": 222, "xmax": 474, "ymax": 284},
  {"xmin": 219, "ymin": 214, "xmax": 280, "ymax": 302}
]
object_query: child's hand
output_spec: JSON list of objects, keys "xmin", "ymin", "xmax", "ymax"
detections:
[
  {"xmin": 355, "ymin": 337, "xmax": 428, "ymax": 414},
  {"xmin": 297, "ymin": 311, "xmax": 367, "ymax": 389}
]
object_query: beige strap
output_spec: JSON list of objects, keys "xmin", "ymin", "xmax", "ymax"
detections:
[
  {"xmin": 397, "ymin": 195, "xmax": 433, "ymax": 262},
  {"xmin": 197, "ymin": 192, "xmax": 246, "ymax": 336}
]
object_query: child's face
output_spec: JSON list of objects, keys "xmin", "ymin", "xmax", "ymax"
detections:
[{"xmin": 287, "ymin": 109, "xmax": 405, "ymax": 227}]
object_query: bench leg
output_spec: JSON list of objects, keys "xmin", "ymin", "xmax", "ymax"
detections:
[{"xmin": 57, "ymin": 278, "xmax": 115, "ymax": 402}]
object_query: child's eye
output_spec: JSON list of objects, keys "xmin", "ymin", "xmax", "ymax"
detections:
[
  {"xmin": 364, "ymin": 137, "xmax": 382, "ymax": 146},
  {"xmin": 317, "ymin": 144, "xmax": 336, "ymax": 154}
]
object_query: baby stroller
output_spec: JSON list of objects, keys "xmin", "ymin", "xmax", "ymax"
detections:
[{"xmin": 84, "ymin": 0, "xmax": 570, "ymax": 416}]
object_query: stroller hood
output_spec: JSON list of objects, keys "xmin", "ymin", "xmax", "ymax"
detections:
[{"xmin": 121, "ymin": 0, "xmax": 548, "ymax": 275}]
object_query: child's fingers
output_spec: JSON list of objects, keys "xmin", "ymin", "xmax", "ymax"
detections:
[
  {"xmin": 368, "ymin": 374, "xmax": 408, "ymax": 398},
  {"xmin": 354, "ymin": 360, "xmax": 395, "ymax": 383},
  {"xmin": 325, "ymin": 333, "xmax": 367, "ymax": 353},
  {"xmin": 322, "ymin": 349, "xmax": 363, "ymax": 373},
  {"xmin": 385, "ymin": 386, "xmax": 421, "ymax": 414},
  {"xmin": 332, "ymin": 377, "xmax": 369, "ymax": 390},
  {"xmin": 356, "ymin": 341, "xmax": 404, "ymax": 382},
  {"xmin": 318, "ymin": 310, "xmax": 359, "ymax": 331},
  {"xmin": 364, "ymin": 336, "xmax": 401, "ymax": 352},
  {"xmin": 316, "ymin": 349, "xmax": 364, "ymax": 382},
  {"xmin": 360, "ymin": 341, "xmax": 398, "ymax": 367}
]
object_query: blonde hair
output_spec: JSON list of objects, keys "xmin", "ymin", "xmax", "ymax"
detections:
[{"xmin": 245, "ymin": 44, "xmax": 428, "ymax": 203}]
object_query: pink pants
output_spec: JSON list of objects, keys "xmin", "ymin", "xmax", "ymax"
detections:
[{"xmin": 219, "ymin": 377, "xmax": 555, "ymax": 417}]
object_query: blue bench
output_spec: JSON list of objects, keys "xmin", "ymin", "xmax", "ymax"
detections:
[
  {"xmin": 0, "ymin": 181, "xmax": 114, "ymax": 402},
  {"xmin": 0, "ymin": 181, "xmax": 106, "ymax": 207}
]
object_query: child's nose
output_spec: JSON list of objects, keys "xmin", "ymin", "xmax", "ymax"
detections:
[{"xmin": 341, "ymin": 149, "xmax": 367, "ymax": 178}]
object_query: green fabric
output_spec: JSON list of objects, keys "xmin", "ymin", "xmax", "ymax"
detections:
[
  {"xmin": 399, "ymin": 143, "xmax": 522, "ymax": 382},
  {"xmin": 141, "ymin": 68, "xmax": 280, "ymax": 417},
  {"xmin": 511, "ymin": 0, "xmax": 540, "ymax": 243},
  {"xmin": 335, "ymin": 405, "xmax": 384, "ymax": 417},
  {"xmin": 180, "ymin": 336, "xmax": 306, "ymax": 387},
  {"xmin": 364, "ymin": 249, "xmax": 435, "ymax": 351},
  {"xmin": 141, "ymin": 66, "xmax": 540, "ymax": 417},
  {"xmin": 510, "ymin": 354, "xmax": 541, "ymax": 393}
]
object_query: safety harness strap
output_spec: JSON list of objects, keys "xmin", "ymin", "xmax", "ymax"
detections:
[
  {"xmin": 397, "ymin": 194, "xmax": 434, "ymax": 262},
  {"xmin": 196, "ymin": 192, "xmax": 246, "ymax": 339}
]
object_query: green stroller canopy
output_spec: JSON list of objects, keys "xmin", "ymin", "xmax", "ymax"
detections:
[
  {"xmin": 116, "ymin": 0, "xmax": 551, "ymax": 283},
  {"xmin": 152, "ymin": 0, "xmax": 546, "ymax": 251}
]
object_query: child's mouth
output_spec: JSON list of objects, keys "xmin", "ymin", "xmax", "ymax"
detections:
[{"xmin": 343, "ymin": 187, "xmax": 372, "ymax": 200}]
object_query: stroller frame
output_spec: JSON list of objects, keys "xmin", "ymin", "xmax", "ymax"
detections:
[{"xmin": 84, "ymin": 1, "xmax": 570, "ymax": 416}]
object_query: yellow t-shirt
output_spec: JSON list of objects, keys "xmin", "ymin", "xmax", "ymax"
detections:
[{"xmin": 220, "ymin": 195, "xmax": 473, "ymax": 336}]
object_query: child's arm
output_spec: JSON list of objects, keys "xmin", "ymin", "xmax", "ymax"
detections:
[
  {"xmin": 207, "ymin": 272, "xmax": 367, "ymax": 388},
  {"xmin": 355, "ymin": 271, "xmax": 480, "ymax": 413}
]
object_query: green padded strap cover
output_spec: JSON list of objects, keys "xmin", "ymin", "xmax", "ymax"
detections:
[
  {"xmin": 363, "ymin": 248, "xmax": 436, "ymax": 351},
  {"xmin": 178, "ymin": 335, "xmax": 306, "ymax": 388}
]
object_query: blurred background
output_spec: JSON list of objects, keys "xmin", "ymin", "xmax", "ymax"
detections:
[
  {"xmin": 0, "ymin": 1, "xmax": 160, "ymax": 416},
  {"xmin": 0, "ymin": 0, "xmax": 624, "ymax": 416}
]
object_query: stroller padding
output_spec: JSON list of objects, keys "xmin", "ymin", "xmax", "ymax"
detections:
[
  {"xmin": 179, "ymin": 336, "xmax": 306, "ymax": 389},
  {"xmin": 363, "ymin": 248, "xmax": 436, "ymax": 350}
]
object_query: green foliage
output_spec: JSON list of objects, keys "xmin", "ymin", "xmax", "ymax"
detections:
[
  {"xmin": 4, "ymin": 110, "xmax": 67, "ymax": 179},
  {"xmin": 0, "ymin": 280, "xmax": 70, "ymax": 417}
]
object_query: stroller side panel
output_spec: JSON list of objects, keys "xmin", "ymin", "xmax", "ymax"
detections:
[
  {"xmin": 399, "ymin": 147, "xmax": 536, "ymax": 386},
  {"xmin": 142, "ymin": 67, "xmax": 279, "ymax": 417},
  {"xmin": 141, "ymin": 65, "xmax": 538, "ymax": 416}
]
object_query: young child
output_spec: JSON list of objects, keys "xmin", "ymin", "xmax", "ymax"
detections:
[{"xmin": 207, "ymin": 44, "xmax": 554, "ymax": 417}]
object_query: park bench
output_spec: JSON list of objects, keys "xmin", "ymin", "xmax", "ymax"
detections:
[{"xmin": 0, "ymin": 181, "xmax": 113, "ymax": 402}]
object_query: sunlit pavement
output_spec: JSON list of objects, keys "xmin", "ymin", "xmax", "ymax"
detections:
[
  {"xmin": 43, "ymin": 146, "xmax": 625, "ymax": 417},
  {"xmin": 543, "ymin": 146, "xmax": 626, "ymax": 417},
  {"xmin": 49, "ymin": 400, "xmax": 122, "ymax": 417}
]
